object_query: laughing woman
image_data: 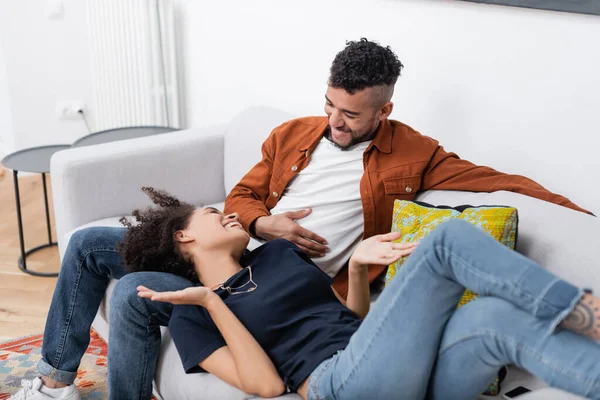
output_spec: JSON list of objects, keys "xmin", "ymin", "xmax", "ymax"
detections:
[{"xmin": 122, "ymin": 188, "xmax": 600, "ymax": 400}]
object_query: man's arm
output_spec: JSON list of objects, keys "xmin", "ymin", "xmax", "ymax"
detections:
[{"xmin": 421, "ymin": 145, "xmax": 591, "ymax": 215}]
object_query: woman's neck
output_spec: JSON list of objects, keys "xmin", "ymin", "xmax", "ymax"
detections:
[{"xmin": 192, "ymin": 252, "xmax": 244, "ymax": 289}]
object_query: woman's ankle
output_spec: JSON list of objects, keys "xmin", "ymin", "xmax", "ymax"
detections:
[
  {"xmin": 40, "ymin": 376, "xmax": 69, "ymax": 389},
  {"xmin": 559, "ymin": 293, "xmax": 600, "ymax": 341}
]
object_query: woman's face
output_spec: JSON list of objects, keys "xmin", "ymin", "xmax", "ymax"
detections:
[{"xmin": 176, "ymin": 207, "xmax": 249, "ymax": 258}]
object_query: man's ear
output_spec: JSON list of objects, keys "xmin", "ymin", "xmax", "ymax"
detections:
[
  {"xmin": 175, "ymin": 230, "xmax": 194, "ymax": 244},
  {"xmin": 378, "ymin": 102, "xmax": 394, "ymax": 121}
]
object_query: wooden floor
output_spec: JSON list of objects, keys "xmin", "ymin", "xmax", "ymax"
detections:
[{"xmin": 0, "ymin": 172, "xmax": 59, "ymax": 341}]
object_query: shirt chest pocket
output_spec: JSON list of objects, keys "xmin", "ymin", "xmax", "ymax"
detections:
[
  {"xmin": 382, "ymin": 176, "xmax": 422, "ymax": 215},
  {"xmin": 383, "ymin": 175, "xmax": 422, "ymax": 197}
]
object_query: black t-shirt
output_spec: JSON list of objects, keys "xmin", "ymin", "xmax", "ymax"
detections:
[{"xmin": 168, "ymin": 239, "xmax": 361, "ymax": 391}]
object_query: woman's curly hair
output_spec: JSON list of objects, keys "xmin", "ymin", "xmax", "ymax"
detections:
[
  {"xmin": 329, "ymin": 38, "xmax": 404, "ymax": 94},
  {"xmin": 118, "ymin": 187, "xmax": 198, "ymax": 282}
]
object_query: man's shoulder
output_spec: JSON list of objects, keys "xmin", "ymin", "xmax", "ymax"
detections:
[
  {"xmin": 388, "ymin": 119, "xmax": 426, "ymax": 137},
  {"xmin": 382, "ymin": 119, "xmax": 440, "ymax": 163},
  {"xmin": 388, "ymin": 119, "xmax": 438, "ymax": 147}
]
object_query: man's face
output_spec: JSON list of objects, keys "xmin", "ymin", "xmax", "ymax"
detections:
[{"xmin": 324, "ymin": 86, "xmax": 383, "ymax": 150}]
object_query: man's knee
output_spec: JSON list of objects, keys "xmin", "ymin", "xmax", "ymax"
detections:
[
  {"xmin": 110, "ymin": 273, "xmax": 145, "ymax": 314},
  {"xmin": 67, "ymin": 226, "xmax": 125, "ymax": 254},
  {"xmin": 110, "ymin": 272, "xmax": 192, "ymax": 316}
]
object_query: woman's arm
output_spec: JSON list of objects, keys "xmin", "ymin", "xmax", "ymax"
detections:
[
  {"xmin": 138, "ymin": 286, "xmax": 285, "ymax": 398},
  {"xmin": 345, "ymin": 260, "xmax": 371, "ymax": 318},
  {"xmin": 344, "ymin": 233, "xmax": 418, "ymax": 318},
  {"xmin": 203, "ymin": 293, "xmax": 285, "ymax": 397}
]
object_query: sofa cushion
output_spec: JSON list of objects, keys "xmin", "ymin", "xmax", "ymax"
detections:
[{"xmin": 223, "ymin": 106, "xmax": 296, "ymax": 194}]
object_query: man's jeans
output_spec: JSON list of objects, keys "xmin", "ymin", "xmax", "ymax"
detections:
[
  {"xmin": 37, "ymin": 227, "xmax": 192, "ymax": 400},
  {"xmin": 308, "ymin": 220, "xmax": 600, "ymax": 400}
]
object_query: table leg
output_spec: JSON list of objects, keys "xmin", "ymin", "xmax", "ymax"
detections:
[
  {"xmin": 12, "ymin": 171, "xmax": 59, "ymax": 277},
  {"xmin": 42, "ymin": 172, "xmax": 53, "ymax": 244},
  {"xmin": 13, "ymin": 170, "xmax": 27, "ymax": 269}
]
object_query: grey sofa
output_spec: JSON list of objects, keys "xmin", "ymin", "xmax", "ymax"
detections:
[{"xmin": 50, "ymin": 106, "xmax": 599, "ymax": 399}]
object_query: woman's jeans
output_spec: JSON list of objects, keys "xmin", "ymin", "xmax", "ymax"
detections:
[
  {"xmin": 307, "ymin": 220, "xmax": 600, "ymax": 400},
  {"xmin": 36, "ymin": 227, "xmax": 192, "ymax": 400}
]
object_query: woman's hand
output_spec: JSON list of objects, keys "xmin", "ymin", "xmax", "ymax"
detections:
[
  {"xmin": 350, "ymin": 232, "xmax": 418, "ymax": 270},
  {"xmin": 137, "ymin": 285, "xmax": 215, "ymax": 307}
]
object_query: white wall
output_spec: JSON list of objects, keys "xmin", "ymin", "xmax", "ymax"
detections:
[
  {"xmin": 0, "ymin": 38, "xmax": 14, "ymax": 159},
  {"xmin": 0, "ymin": 0, "xmax": 92, "ymax": 150},
  {"xmin": 177, "ymin": 0, "xmax": 600, "ymax": 212}
]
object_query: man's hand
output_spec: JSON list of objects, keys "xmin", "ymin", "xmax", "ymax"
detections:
[
  {"xmin": 254, "ymin": 209, "xmax": 328, "ymax": 257},
  {"xmin": 350, "ymin": 232, "xmax": 418, "ymax": 271},
  {"xmin": 137, "ymin": 286, "xmax": 216, "ymax": 307}
]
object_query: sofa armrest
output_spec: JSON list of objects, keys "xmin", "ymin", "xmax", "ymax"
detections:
[{"xmin": 51, "ymin": 126, "xmax": 227, "ymax": 255}]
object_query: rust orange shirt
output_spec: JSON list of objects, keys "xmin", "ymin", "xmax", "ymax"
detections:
[{"xmin": 224, "ymin": 116, "xmax": 589, "ymax": 298}]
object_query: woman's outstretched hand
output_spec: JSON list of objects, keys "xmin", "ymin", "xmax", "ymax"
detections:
[
  {"xmin": 137, "ymin": 285, "xmax": 214, "ymax": 307},
  {"xmin": 350, "ymin": 232, "xmax": 418, "ymax": 270}
]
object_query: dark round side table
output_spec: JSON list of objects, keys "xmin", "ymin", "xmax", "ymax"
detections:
[
  {"xmin": 1, "ymin": 144, "xmax": 71, "ymax": 277},
  {"xmin": 71, "ymin": 126, "xmax": 178, "ymax": 147}
]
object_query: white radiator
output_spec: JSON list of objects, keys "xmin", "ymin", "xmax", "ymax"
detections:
[{"xmin": 86, "ymin": 0, "xmax": 179, "ymax": 131}]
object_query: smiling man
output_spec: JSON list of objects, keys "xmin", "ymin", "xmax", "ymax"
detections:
[{"xmin": 224, "ymin": 38, "xmax": 590, "ymax": 298}]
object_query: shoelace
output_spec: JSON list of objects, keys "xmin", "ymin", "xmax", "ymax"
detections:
[{"xmin": 13, "ymin": 379, "xmax": 37, "ymax": 399}]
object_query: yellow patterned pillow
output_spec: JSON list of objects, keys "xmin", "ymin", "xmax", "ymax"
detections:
[
  {"xmin": 385, "ymin": 201, "xmax": 518, "ymax": 298},
  {"xmin": 385, "ymin": 200, "xmax": 518, "ymax": 396}
]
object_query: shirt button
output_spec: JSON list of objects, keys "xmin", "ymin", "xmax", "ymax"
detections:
[
  {"xmin": 273, "ymin": 191, "xmax": 279, "ymax": 197},
  {"xmin": 291, "ymin": 165, "xmax": 298, "ymax": 172},
  {"xmin": 405, "ymin": 185, "xmax": 413, "ymax": 193}
]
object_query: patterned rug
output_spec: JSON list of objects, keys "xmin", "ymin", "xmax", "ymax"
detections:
[{"xmin": 0, "ymin": 330, "xmax": 108, "ymax": 399}]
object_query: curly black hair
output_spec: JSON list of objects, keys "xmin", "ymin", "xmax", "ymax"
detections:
[
  {"xmin": 118, "ymin": 187, "xmax": 198, "ymax": 282},
  {"xmin": 329, "ymin": 38, "xmax": 404, "ymax": 94}
]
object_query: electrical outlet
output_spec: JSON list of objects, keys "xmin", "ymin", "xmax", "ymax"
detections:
[{"xmin": 55, "ymin": 101, "xmax": 85, "ymax": 121}]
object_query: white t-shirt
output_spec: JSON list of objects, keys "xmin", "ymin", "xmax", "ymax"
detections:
[{"xmin": 269, "ymin": 137, "xmax": 370, "ymax": 277}]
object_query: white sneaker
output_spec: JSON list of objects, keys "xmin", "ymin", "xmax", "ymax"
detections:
[{"xmin": 9, "ymin": 377, "xmax": 81, "ymax": 400}]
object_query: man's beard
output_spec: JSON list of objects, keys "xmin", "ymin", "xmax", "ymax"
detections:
[{"xmin": 324, "ymin": 125, "xmax": 378, "ymax": 151}]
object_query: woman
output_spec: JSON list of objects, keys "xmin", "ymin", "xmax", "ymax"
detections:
[{"xmin": 122, "ymin": 188, "xmax": 600, "ymax": 399}]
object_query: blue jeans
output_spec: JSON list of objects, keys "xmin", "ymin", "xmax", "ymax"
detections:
[
  {"xmin": 37, "ymin": 227, "xmax": 192, "ymax": 400},
  {"xmin": 307, "ymin": 220, "xmax": 600, "ymax": 400}
]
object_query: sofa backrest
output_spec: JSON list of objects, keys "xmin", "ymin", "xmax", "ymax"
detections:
[{"xmin": 223, "ymin": 106, "xmax": 296, "ymax": 194}]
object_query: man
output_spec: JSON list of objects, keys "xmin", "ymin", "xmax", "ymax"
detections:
[
  {"xmin": 224, "ymin": 38, "xmax": 589, "ymax": 298},
  {"xmin": 10, "ymin": 39, "xmax": 588, "ymax": 400}
]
